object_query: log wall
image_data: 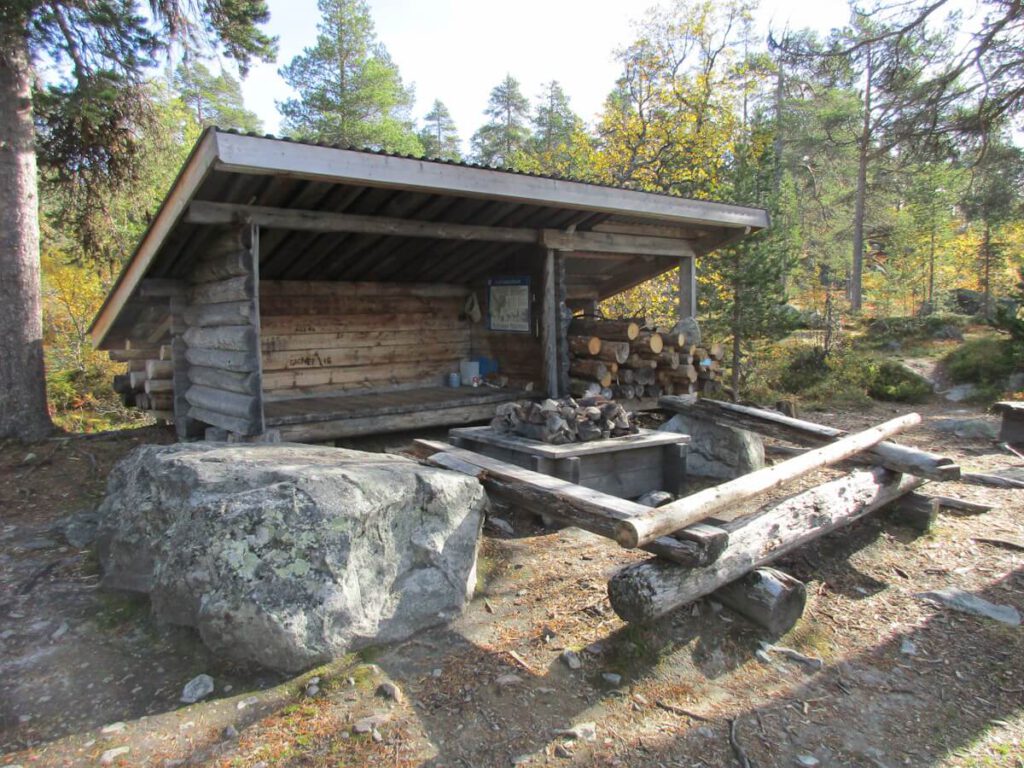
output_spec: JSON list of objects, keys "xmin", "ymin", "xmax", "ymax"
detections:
[
  {"xmin": 258, "ymin": 281, "xmax": 472, "ymax": 400},
  {"xmin": 181, "ymin": 227, "xmax": 265, "ymax": 436}
]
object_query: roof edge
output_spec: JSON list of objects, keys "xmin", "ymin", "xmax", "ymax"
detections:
[
  {"xmin": 89, "ymin": 128, "xmax": 220, "ymax": 349},
  {"xmin": 214, "ymin": 131, "xmax": 770, "ymax": 230}
]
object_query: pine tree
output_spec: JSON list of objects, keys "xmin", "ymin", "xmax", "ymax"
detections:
[
  {"xmin": 278, "ymin": 0, "xmax": 421, "ymax": 154},
  {"xmin": 418, "ymin": 99, "xmax": 461, "ymax": 160},
  {"xmin": 524, "ymin": 81, "xmax": 593, "ymax": 177},
  {"xmin": 0, "ymin": 0, "xmax": 275, "ymax": 440},
  {"xmin": 175, "ymin": 60, "xmax": 263, "ymax": 133},
  {"xmin": 471, "ymin": 75, "xmax": 531, "ymax": 167}
]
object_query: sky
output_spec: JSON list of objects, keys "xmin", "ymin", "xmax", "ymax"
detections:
[{"xmin": 238, "ymin": 0, "xmax": 854, "ymax": 148}]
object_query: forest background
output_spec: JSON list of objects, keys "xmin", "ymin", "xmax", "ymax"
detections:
[{"xmin": 35, "ymin": 0, "xmax": 1024, "ymax": 431}]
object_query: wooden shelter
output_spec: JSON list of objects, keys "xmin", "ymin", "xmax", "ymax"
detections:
[{"xmin": 89, "ymin": 128, "xmax": 769, "ymax": 442}]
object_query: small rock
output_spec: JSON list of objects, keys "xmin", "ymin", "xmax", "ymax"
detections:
[
  {"xmin": 487, "ymin": 516, "xmax": 515, "ymax": 536},
  {"xmin": 431, "ymin": 668, "xmax": 443, "ymax": 678},
  {"xmin": 900, "ymin": 639, "xmax": 917, "ymax": 656},
  {"xmin": 560, "ymin": 650, "xmax": 582, "ymax": 670},
  {"xmin": 222, "ymin": 725, "xmax": 238, "ymax": 739},
  {"xmin": 372, "ymin": 728, "xmax": 383, "ymax": 742},
  {"xmin": 20, "ymin": 537, "xmax": 57, "ymax": 551},
  {"xmin": 22, "ymin": 452, "xmax": 37, "ymax": 464},
  {"xmin": 51, "ymin": 622, "xmax": 69, "ymax": 641},
  {"xmin": 795, "ymin": 756, "xmax": 820, "ymax": 767},
  {"xmin": 236, "ymin": 696, "xmax": 258, "ymax": 710},
  {"xmin": 555, "ymin": 722, "xmax": 597, "ymax": 742},
  {"xmin": 56, "ymin": 509, "xmax": 100, "ymax": 548},
  {"xmin": 180, "ymin": 674, "xmax": 214, "ymax": 704},
  {"xmin": 304, "ymin": 683, "xmax": 320, "ymax": 697},
  {"xmin": 100, "ymin": 746, "xmax": 130, "ymax": 765},
  {"xmin": 636, "ymin": 490, "xmax": 673, "ymax": 507},
  {"xmin": 353, "ymin": 714, "xmax": 389, "ymax": 734},
  {"xmin": 943, "ymin": 383, "xmax": 977, "ymax": 402},
  {"xmin": 933, "ymin": 418, "xmax": 998, "ymax": 439},
  {"xmin": 495, "ymin": 673, "xmax": 522, "ymax": 688},
  {"xmin": 601, "ymin": 672, "xmax": 622, "ymax": 687},
  {"xmin": 916, "ymin": 588, "xmax": 1021, "ymax": 626},
  {"xmin": 100, "ymin": 722, "xmax": 126, "ymax": 735},
  {"xmin": 307, "ymin": 676, "xmax": 320, "ymax": 685},
  {"xmin": 376, "ymin": 681, "xmax": 402, "ymax": 703},
  {"xmin": 584, "ymin": 641, "xmax": 604, "ymax": 655},
  {"xmin": 540, "ymin": 625, "xmax": 557, "ymax": 642}
]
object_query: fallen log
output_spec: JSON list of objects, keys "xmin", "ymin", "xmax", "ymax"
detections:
[
  {"xmin": 960, "ymin": 472, "xmax": 1024, "ymax": 490},
  {"xmin": 714, "ymin": 568, "xmax": 807, "ymax": 636},
  {"xmin": 617, "ymin": 413, "xmax": 921, "ymax": 548},
  {"xmin": 413, "ymin": 440, "xmax": 728, "ymax": 567},
  {"xmin": 659, "ymin": 396, "xmax": 958, "ymax": 482},
  {"xmin": 608, "ymin": 467, "xmax": 925, "ymax": 622}
]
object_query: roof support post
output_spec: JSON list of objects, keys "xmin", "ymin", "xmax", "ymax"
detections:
[
  {"xmin": 679, "ymin": 256, "xmax": 697, "ymax": 320},
  {"xmin": 541, "ymin": 247, "xmax": 559, "ymax": 399}
]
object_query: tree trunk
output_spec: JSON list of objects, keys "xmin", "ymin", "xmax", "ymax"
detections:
[
  {"xmin": 0, "ymin": 24, "xmax": 52, "ymax": 440},
  {"xmin": 851, "ymin": 43, "xmax": 873, "ymax": 313}
]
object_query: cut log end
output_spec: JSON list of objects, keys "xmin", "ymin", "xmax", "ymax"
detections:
[{"xmin": 714, "ymin": 568, "xmax": 807, "ymax": 636}]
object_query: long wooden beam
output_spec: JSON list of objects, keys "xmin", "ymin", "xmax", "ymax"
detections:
[
  {"xmin": 413, "ymin": 440, "xmax": 729, "ymax": 568},
  {"xmin": 541, "ymin": 229, "xmax": 697, "ymax": 257},
  {"xmin": 616, "ymin": 413, "xmax": 922, "ymax": 549},
  {"xmin": 186, "ymin": 201, "xmax": 540, "ymax": 244},
  {"xmin": 660, "ymin": 396, "xmax": 959, "ymax": 482}
]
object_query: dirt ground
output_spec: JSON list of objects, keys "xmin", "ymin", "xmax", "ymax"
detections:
[{"xmin": 1, "ymin": 399, "xmax": 1022, "ymax": 768}]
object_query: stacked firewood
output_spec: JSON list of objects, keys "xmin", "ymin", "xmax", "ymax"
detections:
[
  {"xmin": 490, "ymin": 396, "xmax": 639, "ymax": 444},
  {"xmin": 110, "ymin": 343, "xmax": 175, "ymax": 423},
  {"xmin": 568, "ymin": 316, "xmax": 724, "ymax": 401}
]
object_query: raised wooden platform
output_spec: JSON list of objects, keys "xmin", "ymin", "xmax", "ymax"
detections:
[
  {"xmin": 265, "ymin": 386, "xmax": 531, "ymax": 441},
  {"xmin": 448, "ymin": 425, "xmax": 690, "ymax": 499}
]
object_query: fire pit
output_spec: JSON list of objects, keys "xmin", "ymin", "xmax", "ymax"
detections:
[{"xmin": 447, "ymin": 425, "xmax": 689, "ymax": 499}]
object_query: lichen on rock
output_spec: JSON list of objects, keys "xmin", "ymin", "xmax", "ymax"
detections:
[{"xmin": 95, "ymin": 443, "xmax": 486, "ymax": 672}]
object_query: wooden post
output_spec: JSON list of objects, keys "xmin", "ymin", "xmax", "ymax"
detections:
[
  {"xmin": 541, "ymin": 247, "xmax": 558, "ymax": 399},
  {"xmin": 679, "ymin": 256, "xmax": 696, "ymax": 319},
  {"xmin": 617, "ymin": 413, "xmax": 921, "ymax": 548},
  {"xmin": 250, "ymin": 222, "xmax": 266, "ymax": 435}
]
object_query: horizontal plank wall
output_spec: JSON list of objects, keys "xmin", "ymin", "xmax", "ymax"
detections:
[
  {"xmin": 259, "ymin": 281, "xmax": 472, "ymax": 400},
  {"xmin": 181, "ymin": 225, "xmax": 265, "ymax": 436}
]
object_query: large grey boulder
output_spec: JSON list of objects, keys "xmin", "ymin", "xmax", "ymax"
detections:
[
  {"xmin": 95, "ymin": 443, "xmax": 486, "ymax": 672},
  {"xmin": 659, "ymin": 413, "xmax": 764, "ymax": 479}
]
